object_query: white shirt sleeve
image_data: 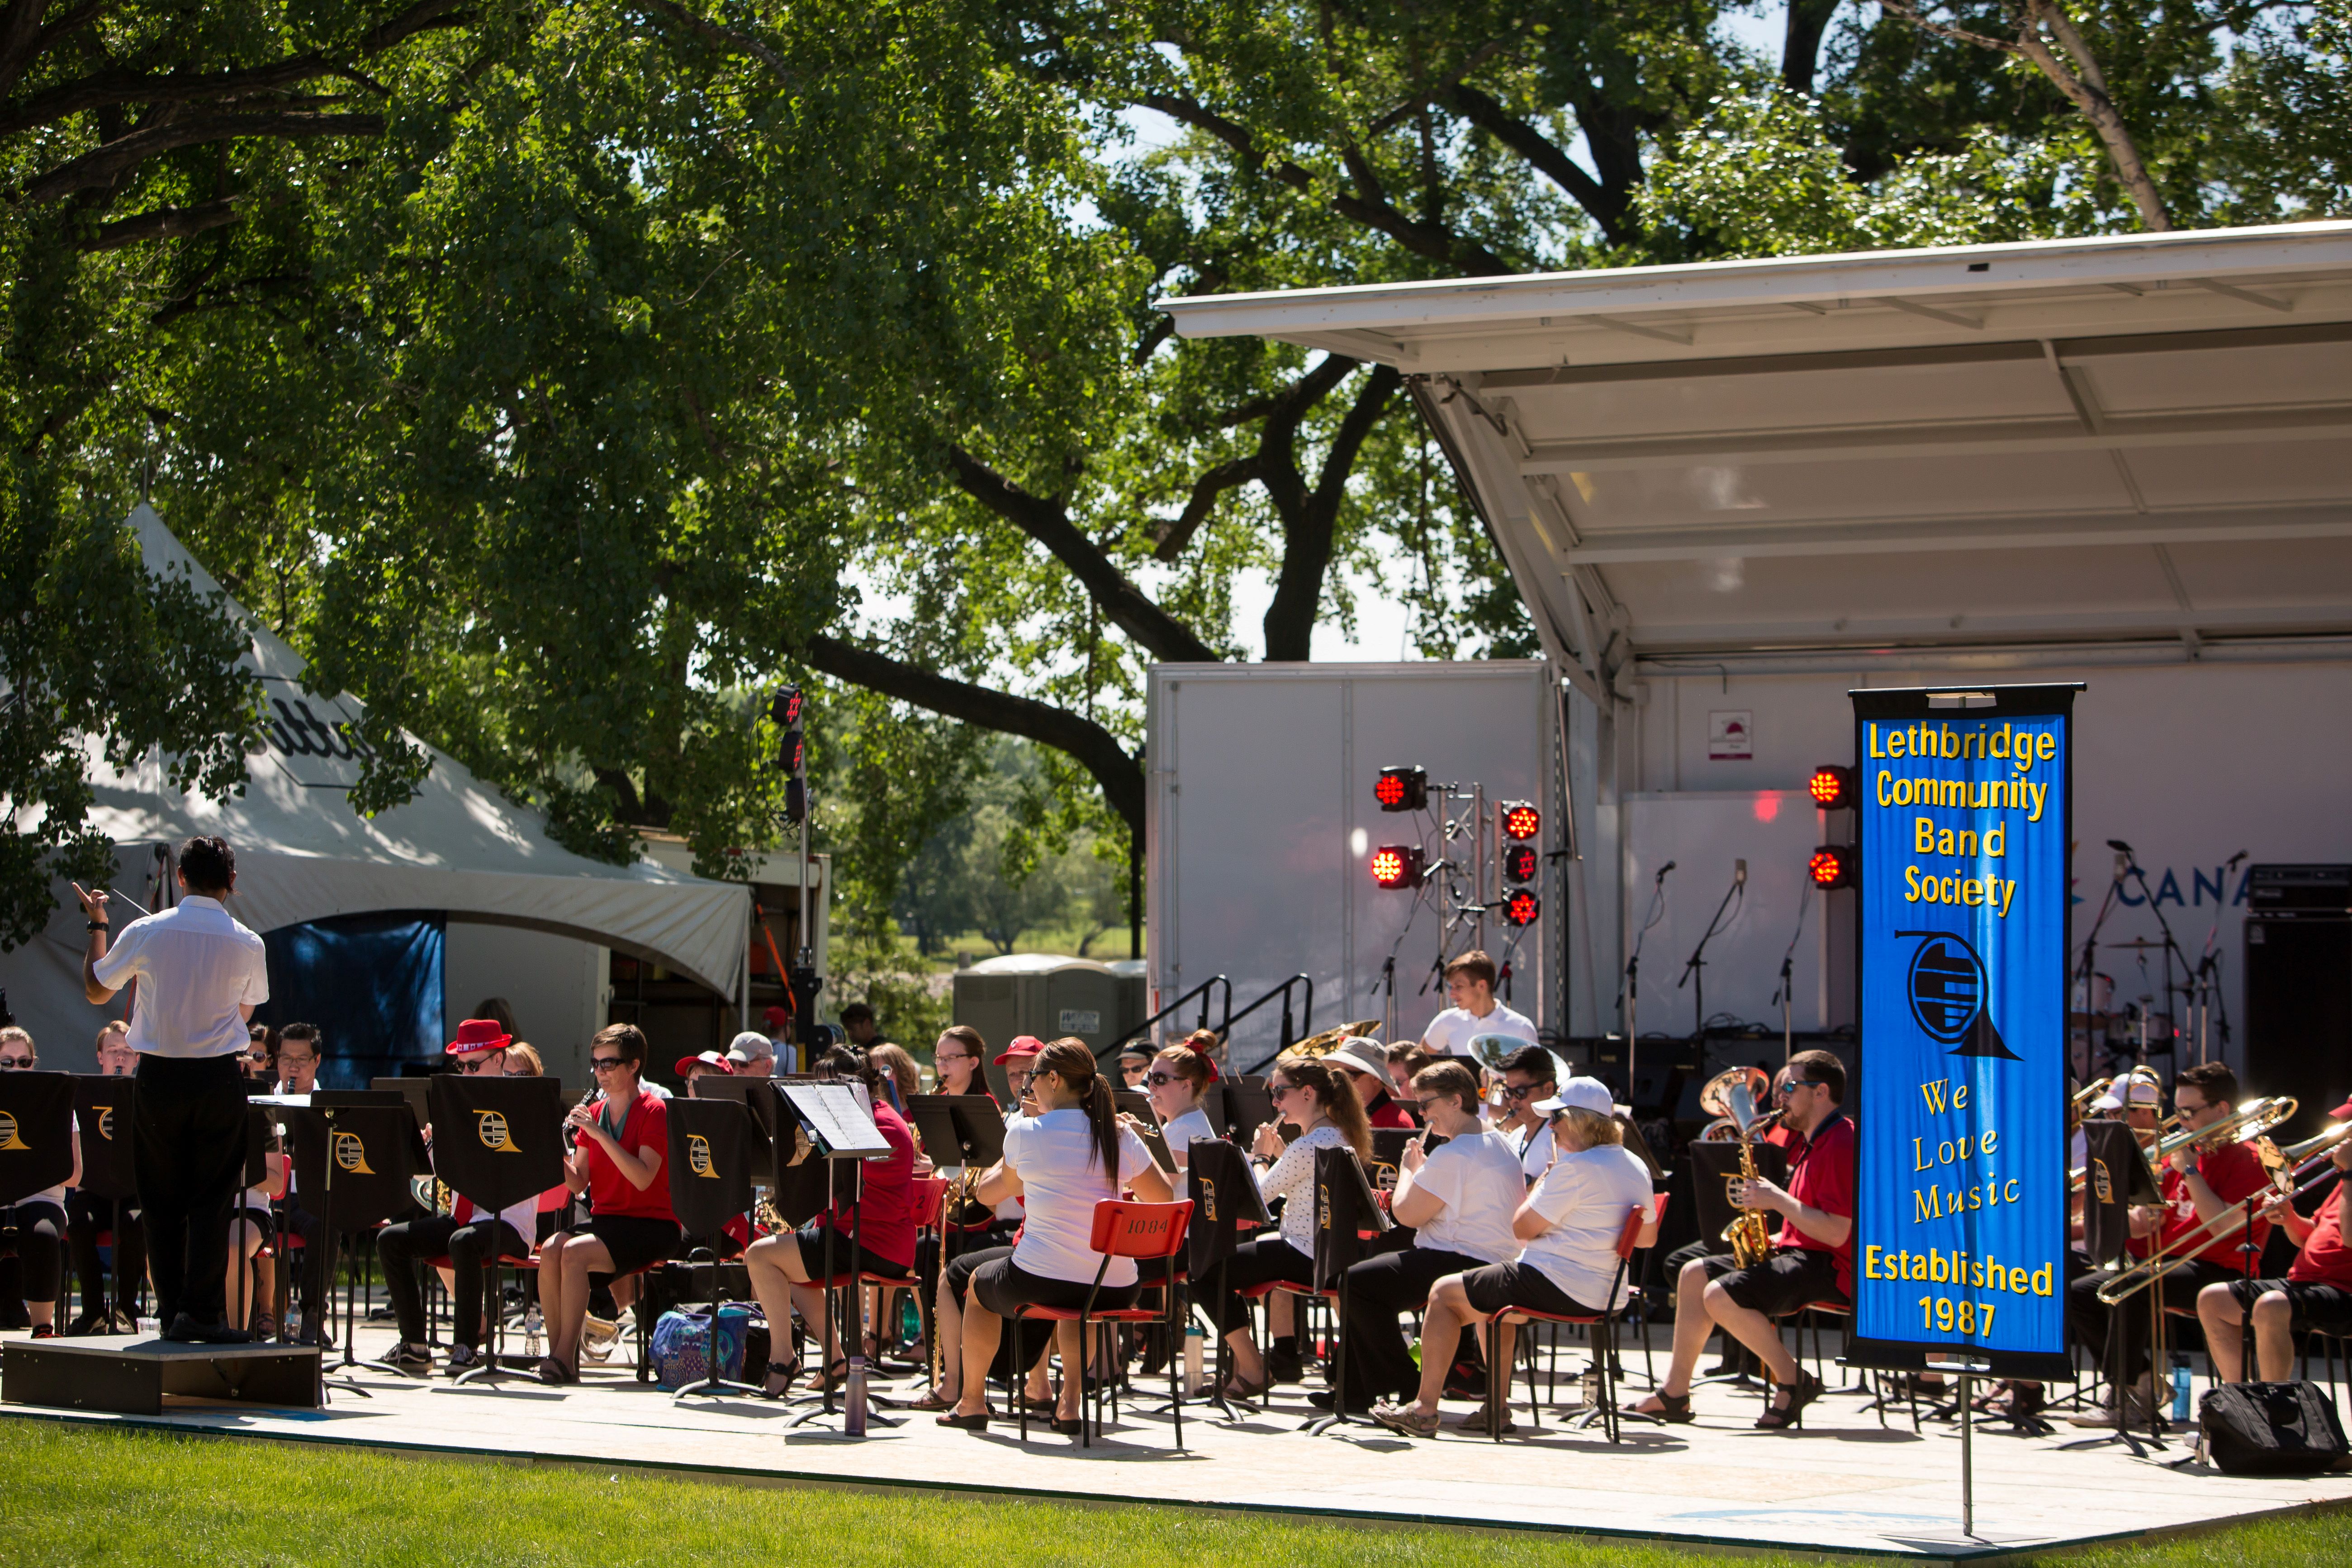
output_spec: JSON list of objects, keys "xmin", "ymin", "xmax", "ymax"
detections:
[
  {"xmin": 1412, "ymin": 1142, "xmax": 1465, "ymax": 1213},
  {"xmin": 1529, "ymin": 1156, "xmax": 1588, "ymax": 1226},
  {"xmin": 90, "ymin": 919, "xmax": 146, "ymax": 990},
  {"xmin": 240, "ymin": 935, "xmax": 270, "ymax": 1006},
  {"xmin": 1116, "ymin": 1124, "xmax": 1154, "ymax": 1187}
]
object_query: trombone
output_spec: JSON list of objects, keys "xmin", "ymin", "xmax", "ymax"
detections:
[{"xmin": 2093, "ymin": 1097, "xmax": 2303, "ymax": 1306}]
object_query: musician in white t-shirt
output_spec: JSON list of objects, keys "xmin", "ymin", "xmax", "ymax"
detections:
[
  {"xmin": 1334, "ymin": 1060, "xmax": 1526, "ymax": 1411},
  {"xmin": 1418, "ymin": 951, "xmax": 1537, "ymax": 1060}
]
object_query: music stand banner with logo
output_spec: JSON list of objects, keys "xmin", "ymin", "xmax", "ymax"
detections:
[{"xmin": 1849, "ymin": 683, "xmax": 2077, "ymax": 1379}]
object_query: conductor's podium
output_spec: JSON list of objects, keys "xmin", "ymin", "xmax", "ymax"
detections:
[{"xmin": 4, "ymin": 1332, "xmax": 321, "ymax": 1415}]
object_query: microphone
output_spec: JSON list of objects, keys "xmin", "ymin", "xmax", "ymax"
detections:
[
  {"xmin": 2106, "ymin": 838, "xmax": 2134, "ymax": 855},
  {"xmin": 2224, "ymin": 849, "xmax": 2248, "ymax": 869},
  {"xmin": 1656, "ymin": 861, "xmax": 1676, "ymax": 881},
  {"xmin": 1734, "ymin": 859, "xmax": 1747, "ymax": 886}
]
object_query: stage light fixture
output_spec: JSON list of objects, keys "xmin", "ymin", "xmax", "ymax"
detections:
[
  {"xmin": 1808, "ymin": 765, "xmax": 1856, "ymax": 811},
  {"xmin": 770, "ymin": 686, "xmax": 806, "ymax": 729},
  {"xmin": 1808, "ymin": 845, "xmax": 1856, "ymax": 891},
  {"xmin": 1370, "ymin": 844, "xmax": 1425, "ymax": 890},
  {"xmin": 1501, "ymin": 843, "xmax": 1538, "ymax": 884},
  {"xmin": 1500, "ymin": 801, "xmax": 1541, "ymax": 840},
  {"xmin": 778, "ymin": 728, "xmax": 806, "ymax": 775},
  {"xmin": 784, "ymin": 776, "xmax": 809, "ymax": 826},
  {"xmin": 1375, "ymin": 765, "xmax": 1427, "ymax": 813},
  {"xmin": 1502, "ymin": 889, "xmax": 1541, "ymax": 926}
]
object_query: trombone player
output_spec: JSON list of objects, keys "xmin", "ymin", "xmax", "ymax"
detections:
[
  {"xmin": 2066, "ymin": 1062, "xmax": 2273, "ymax": 1427},
  {"xmin": 2194, "ymin": 1097, "xmax": 2352, "ymax": 1384}
]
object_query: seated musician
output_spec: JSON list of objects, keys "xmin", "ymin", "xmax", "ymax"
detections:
[
  {"xmin": 675, "ymin": 1050, "xmax": 733, "ymax": 1096},
  {"xmin": 1328, "ymin": 1038, "xmax": 1415, "ymax": 1129},
  {"xmin": 1119, "ymin": 1044, "xmax": 1152, "ymax": 1090},
  {"xmin": 868, "ymin": 1042, "xmax": 922, "ymax": 1113},
  {"xmin": 941, "ymin": 1039, "xmax": 1171, "ymax": 1433},
  {"xmin": 2196, "ymin": 1096, "xmax": 2352, "ymax": 1383},
  {"xmin": 66, "ymin": 1021, "xmax": 145, "ymax": 1335},
  {"xmin": 1372, "ymin": 1077, "xmax": 1655, "ymax": 1435},
  {"xmin": 2067, "ymin": 1061, "xmax": 2272, "ymax": 1427},
  {"xmin": 268, "ymin": 1023, "xmax": 331, "ymax": 1343},
  {"xmin": 0, "ymin": 1028, "xmax": 82, "ymax": 1339},
  {"xmin": 930, "ymin": 1025, "xmax": 994, "ymax": 1103},
  {"xmin": 538, "ymin": 1024, "xmax": 682, "ymax": 1383},
  {"xmin": 377, "ymin": 1020, "xmax": 556, "ymax": 1374},
  {"xmin": 225, "ymin": 1112, "xmax": 285, "ymax": 1340},
  {"xmin": 1418, "ymin": 950, "xmax": 1537, "ymax": 1061},
  {"xmin": 1385, "ymin": 1042, "xmax": 1435, "ymax": 1111},
  {"xmin": 741, "ymin": 1046, "xmax": 918, "ymax": 1396},
  {"xmin": 1207, "ymin": 1055, "xmax": 1373, "ymax": 1397},
  {"xmin": 242, "ymin": 1023, "xmax": 276, "ymax": 1083},
  {"xmin": 1632, "ymin": 1048, "xmax": 1854, "ymax": 1430},
  {"xmin": 1494, "ymin": 1044, "xmax": 1560, "ymax": 1176},
  {"xmin": 1141, "ymin": 1034, "xmax": 1221, "ymax": 1172},
  {"xmin": 1340, "ymin": 1060, "xmax": 1526, "ymax": 1415},
  {"xmin": 914, "ymin": 1042, "xmax": 1057, "ymax": 1414}
]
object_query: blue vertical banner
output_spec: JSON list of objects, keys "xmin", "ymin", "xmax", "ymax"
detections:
[{"xmin": 1848, "ymin": 685, "xmax": 2077, "ymax": 1378}]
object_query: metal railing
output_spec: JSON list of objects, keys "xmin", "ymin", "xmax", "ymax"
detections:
[
  {"xmin": 1098, "ymin": 974, "xmax": 1232, "ymax": 1063},
  {"xmin": 1234, "ymin": 974, "xmax": 1314, "ymax": 1075}
]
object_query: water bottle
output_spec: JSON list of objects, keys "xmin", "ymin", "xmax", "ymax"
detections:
[
  {"xmin": 844, "ymin": 1357, "xmax": 869, "ymax": 1436},
  {"xmin": 524, "ymin": 1302, "xmax": 544, "ymax": 1358},
  {"xmin": 1184, "ymin": 1323, "xmax": 1205, "ymax": 1394},
  {"xmin": 900, "ymin": 1296, "xmax": 922, "ymax": 1345},
  {"xmin": 2171, "ymin": 1357, "xmax": 2191, "ymax": 1424}
]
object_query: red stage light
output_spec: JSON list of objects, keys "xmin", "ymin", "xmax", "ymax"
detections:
[
  {"xmin": 1370, "ymin": 844, "xmax": 1425, "ymax": 890},
  {"xmin": 1375, "ymin": 765, "xmax": 1427, "ymax": 813},
  {"xmin": 779, "ymin": 729, "xmax": 806, "ymax": 775},
  {"xmin": 1501, "ymin": 844, "xmax": 1538, "ymax": 884},
  {"xmin": 771, "ymin": 686, "xmax": 806, "ymax": 729},
  {"xmin": 1500, "ymin": 801, "xmax": 1541, "ymax": 840},
  {"xmin": 1807, "ymin": 765, "xmax": 1856, "ymax": 811},
  {"xmin": 1502, "ymin": 889, "xmax": 1541, "ymax": 926},
  {"xmin": 1808, "ymin": 845, "xmax": 1856, "ymax": 890}
]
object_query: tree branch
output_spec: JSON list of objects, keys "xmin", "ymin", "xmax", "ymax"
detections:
[
  {"xmin": 80, "ymin": 195, "xmax": 245, "ymax": 251},
  {"xmin": 1446, "ymin": 82, "xmax": 1631, "ymax": 245},
  {"xmin": 946, "ymin": 445, "xmax": 1221, "ymax": 664},
  {"xmin": 635, "ymin": 0, "xmax": 798, "ymax": 86},
  {"xmin": 1261, "ymin": 362, "xmax": 1399, "ymax": 662},
  {"xmin": 22, "ymin": 111, "xmax": 387, "ymax": 204},
  {"xmin": 1151, "ymin": 455, "xmax": 1259, "ymax": 561},
  {"xmin": 798, "ymin": 635, "xmax": 1145, "ymax": 835}
]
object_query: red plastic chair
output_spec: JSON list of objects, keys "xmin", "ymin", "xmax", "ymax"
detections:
[
  {"xmin": 1010, "ymin": 1199, "xmax": 1194, "ymax": 1448},
  {"xmin": 1479, "ymin": 1204, "xmax": 1650, "ymax": 1443}
]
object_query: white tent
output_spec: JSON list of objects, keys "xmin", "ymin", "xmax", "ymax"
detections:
[{"xmin": 0, "ymin": 504, "xmax": 749, "ymax": 1061}]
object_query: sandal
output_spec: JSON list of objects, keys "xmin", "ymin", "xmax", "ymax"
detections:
[
  {"xmin": 1630, "ymin": 1389, "xmax": 1695, "ymax": 1424},
  {"xmin": 535, "ymin": 1356, "xmax": 578, "ymax": 1386},
  {"xmin": 1756, "ymin": 1369, "xmax": 1821, "ymax": 1431},
  {"xmin": 908, "ymin": 1387, "xmax": 958, "ymax": 1412},
  {"xmin": 760, "ymin": 1361, "xmax": 797, "ymax": 1400},
  {"xmin": 1222, "ymin": 1370, "xmax": 1273, "ymax": 1402},
  {"xmin": 936, "ymin": 1408, "xmax": 990, "ymax": 1431}
]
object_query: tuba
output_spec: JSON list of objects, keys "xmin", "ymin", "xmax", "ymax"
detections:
[
  {"xmin": 1466, "ymin": 1033, "xmax": 1576, "ymax": 1099},
  {"xmin": 1284, "ymin": 1019, "xmax": 1380, "ymax": 1059}
]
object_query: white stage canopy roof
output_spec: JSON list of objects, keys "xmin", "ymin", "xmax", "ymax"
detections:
[{"xmin": 1159, "ymin": 222, "xmax": 2352, "ymax": 696}]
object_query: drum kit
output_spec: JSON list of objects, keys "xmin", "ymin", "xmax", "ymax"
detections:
[{"xmin": 2069, "ymin": 935, "xmax": 2206, "ymax": 1076}]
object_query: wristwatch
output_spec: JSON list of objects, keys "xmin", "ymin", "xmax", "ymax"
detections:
[{"xmin": 87, "ymin": 920, "xmax": 109, "ymax": 932}]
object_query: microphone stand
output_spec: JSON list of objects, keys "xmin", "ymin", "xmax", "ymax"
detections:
[
  {"xmin": 2077, "ymin": 862, "xmax": 2127, "ymax": 1078},
  {"xmin": 1770, "ymin": 888, "xmax": 1811, "ymax": 1066},
  {"xmin": 2122, "ymin": 861, "xmax": 2193, "ymax": 1071},
  {"xmin": 1677, "ymin": 866, "xmax": 1745, "ymax": 1071},
  {"xmin": 1622, "ymin": 865, "xmax": 1671, "ymax": 1111},
  {"xmin": 2193, "ymin": 854, "xmax": 2247, "ymax": 1068}
]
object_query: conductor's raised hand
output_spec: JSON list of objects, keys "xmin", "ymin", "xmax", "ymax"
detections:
[{"xmin": 72, "ymin": 882, "xmax": 109, "ymax": 922}]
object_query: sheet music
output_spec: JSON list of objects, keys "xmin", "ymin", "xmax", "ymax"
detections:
[{"xmin": 779, "ymin": 1082, "xmax": 891, "ymax": 1156}]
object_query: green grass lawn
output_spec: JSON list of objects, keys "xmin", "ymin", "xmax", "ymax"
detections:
[{"xmin": 2, "ymin": 1419, "xmax": 2345, "ymax": 1568}]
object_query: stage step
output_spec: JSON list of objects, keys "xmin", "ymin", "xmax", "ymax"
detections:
[{"xmin": 3, "ymin": 1334, "xmax": 321, "ymax": 1416}]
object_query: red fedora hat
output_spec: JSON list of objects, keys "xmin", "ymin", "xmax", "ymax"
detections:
[{"xmin": 445, "ymin": 1018, "xmax": 513, "ymax": 1056}]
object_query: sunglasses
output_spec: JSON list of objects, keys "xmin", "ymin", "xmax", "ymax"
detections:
[
  {"xmin": 1411, "ymin": 1095, "xmax": 1447, "ymax": 1113},
  {"xmin": 1501, "ymin": 1082, "xmax": 1551, "ymax": 1101},
  {"xmin": 0, "ymin": 1057, "xmax": 33, "ymax": 1070},
  {"xmin": 1145, "ymin": 1071, "xmax": 1182, "ymax": 1087},
  {"xmin": 1269, "ymin": 1083, "xmax": 1299, "ymax": 1102},
  {"xmin": 590, "ymin": 1056, "xmax": 628, "ymax": 1072}
]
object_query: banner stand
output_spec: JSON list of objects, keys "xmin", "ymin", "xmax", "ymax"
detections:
[{"xmin": 1845, "ymin": 683, "xmax": 2083, "ymax": 1543}]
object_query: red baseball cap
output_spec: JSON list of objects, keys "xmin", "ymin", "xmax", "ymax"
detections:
[
  {"xmin": 762, "ymin": 1005, "xmax": 790, "ymax": 1029},
  {"xmin": 2329, "ymin": 1098, "xmax": 2352, "ymax": 1123},
  {"xmin": 994, "ymin": 1035, "xmax": 1046, "ymax": 1066},
  {"xmin": 675, "ymin": 1051, "xmax": 734, "ymax": 1077},
  {"xmin": 445, "ymin": 1018, "xmax": 512, "ymax": 1056}
]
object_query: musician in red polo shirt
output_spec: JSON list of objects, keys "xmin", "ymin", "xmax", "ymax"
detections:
[
  {"xmin": 2195, "ymin": 1095, "xmax": 2352, "ymax": 1383},
  {"xmin": 536, "ymin": 1024, "xmax": 681, "ymax": 1383},
  {"xmin": 1633, "ymin": 1048, "xmax": 1855, "ymax": 1431}
]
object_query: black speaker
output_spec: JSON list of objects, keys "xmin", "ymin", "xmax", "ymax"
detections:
[{"xmin": 2244, "ymin": 885, "xmax": 2352, "ymax": 1142}]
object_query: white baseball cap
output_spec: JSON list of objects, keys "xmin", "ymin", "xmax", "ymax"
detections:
[{"xmin": 1532, "ymin": 1075, "xmax": 1614, "ymax": 1117}]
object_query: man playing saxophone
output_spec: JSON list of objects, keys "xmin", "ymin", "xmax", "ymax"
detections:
[
  {"xmin": 1632, "ymin": 1049, "xmax": 1855, "ymax": 1430},
  {"xmin": 2066, "ymin": 1061, "xmax": 2273, "ymax": 1428}
]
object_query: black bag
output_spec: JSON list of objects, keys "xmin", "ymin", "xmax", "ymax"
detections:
[{"xmin": 2197, "ymin": 1382, "xmax": 2352, "ymax": 1475}]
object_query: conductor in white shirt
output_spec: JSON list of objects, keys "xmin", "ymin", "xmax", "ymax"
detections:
[
  {"xmin": 1417, "ymin": 951, "xmax": 1538, "ymax": 1060},
  {"xmin": 76, "ymin": 836, "xmax": 271, "ymax": 1343}
]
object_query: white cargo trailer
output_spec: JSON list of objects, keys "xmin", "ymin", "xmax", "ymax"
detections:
[{"xmin": 1145, "ymin": 661, "xmax": 1564, "ymax": 1068}]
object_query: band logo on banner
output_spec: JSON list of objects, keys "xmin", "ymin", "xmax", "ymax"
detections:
[{"xmin": 1849, "ymin": 684, "xmax": 2077, "ymax": 1379}]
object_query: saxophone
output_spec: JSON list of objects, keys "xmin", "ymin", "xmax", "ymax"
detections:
[
  {"xmin": 1706, "ymin": 1071, "xmax": 1778, "ymax": 1268},
  {"xmin": 1724, "ymin": 1123, "xmax": 1778, "ymax": 1267}
]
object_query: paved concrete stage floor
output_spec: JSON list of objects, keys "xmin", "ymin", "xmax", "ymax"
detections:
[{"xmin": 6, "ymin": 1321, "xmax": 2348, "ymax": 1563}]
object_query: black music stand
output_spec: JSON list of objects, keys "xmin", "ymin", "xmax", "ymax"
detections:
[
  {"xmin": 0, "ymin": 1071, "xmax": 77, "ymax": 1208},
  {"xmin": 1686, "ymin": 1140, "xmax": 1790, "ymax": 1389},
  {"xmin": 1114, "ymin": 1090, "xmax": 1173, "ymax": 1170},
  {"xmin": 370, "ymin": 1076, "xmax": 433, "ymax": 1133},
  {"xmin": 1185, "ymin": 1141, "xmax": 1272, "ymax": 1419},
  {"xmin": 663, "ymin": 1096, "xmax": 764, "ymax": 1402},
  {"xmin": 1301, "ymin": 1145, "xmax": 1389, "ymax": 1435},
  {"xmin": 422, "ymin": 1075, "xmax": 565, "ymax": 1388},
  {"xmin": 1221, "ymin": 1080, "xmax": 1275, "ymax": 1143},
  {"xmin": 69, "ymin": 1075, "xmax": 139, "ymax": 1322},
  {"xmin": 775, "ymin": 1080, "xmax": 897, "ymax": 1431},
  {"xmin": 2062, "ymin": 1119, "xmax": 2166, "ymax": 1455},
  {"xmin": 285, "ymin": 1097, "xmax": 422, "ymax": 1397}
]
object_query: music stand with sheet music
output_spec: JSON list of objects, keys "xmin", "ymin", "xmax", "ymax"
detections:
[
  {"xmin": 1301, "ymin": 1145, "xmax": 1392, "ymax": 1435},
  {"xmin": 1114, "ymin": 1090, "xmax": 1172, "ymax": 1170},
  {"xmin": 0, "ymin": 1072, "xmax": 77, "ymax": 1209},
  {"xmin": 664, "ymin": 1096, "xmax": 765, "ymax": 1402},
  {"xmin": 2060, "ymin": 1119, "xmax": 2167, "ymax": 1455},
  {"xmin": 283, "ymin": 1095, "xmax": 423, "ymax": 1397},
  {"xmin": 421, "ymin": 1075, "xmax": 565, "ymax": 1388},
  {"xmin": 1221, "ymin": 1080, "xmax": 1276, "ymax": 1145},
  {"xmin": 1184, "ymin": 1140, "xmax": 1273, "ymax": 1419},
  {"xmin": 774, "ymin": 1079, "xmax": 897, "ymax": 1431},
  {"xmin": 68, "ymin": 1075, "xmax": 139, "ymax": 1321}
]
